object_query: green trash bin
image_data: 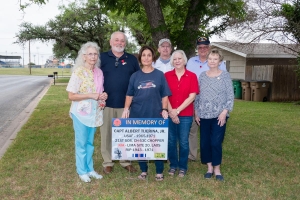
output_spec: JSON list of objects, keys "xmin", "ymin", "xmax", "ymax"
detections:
[{"xmin": 232, "ymin": 79, "xmax": 242, "ymax": 99}]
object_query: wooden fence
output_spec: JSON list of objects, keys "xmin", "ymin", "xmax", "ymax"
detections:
[{"xmin": 250, "ymin": 65, "xmax": 300, "ymax": 101}]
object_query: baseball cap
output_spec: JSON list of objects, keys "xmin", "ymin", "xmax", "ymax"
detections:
[
  {"xmin": 158, "ymin": 38, "xmax": 171, "ymax": 47},
  {"xmin": 196, "ymin": 36, "xmax": 210, "ymax": 45}
]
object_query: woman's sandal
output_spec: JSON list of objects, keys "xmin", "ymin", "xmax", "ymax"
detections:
[
  {"xmin": 138, "ymin": 172, "xmax": 147, "ymax": 180},
  {"xmin": 168, "ymin": 168, "xmax": 176, "ymax": 176},
  {"xmin": 178, "ymin": 170, "xmax": 186, "ymax": 178},
  {"xmin": 155, "ymin": 174, "xmax": 164, "ymax": 181}
]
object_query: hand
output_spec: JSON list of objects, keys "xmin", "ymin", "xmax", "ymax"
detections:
[
  {"xmin": 168, "ymin": 109, "xmax": 177, "ymax": 119},
  {"xmin": 171, "ymin": 116, "xmax": 180, "ymax": 124},
  {"xmin": 195, "ymin": 116, "xmax": 200, "ymax": 126},
  {"xmin": 162, "ymin": 110, "xmax": 168, "ymax": 119},
  {"xmin": 99, "ymin": 92, "xmax": 108, "ymax": 100},
  {"xmin": 121, "ymin": 109, "xmax": 130, "ymax": 118},
  {"xmin": 217, "ymin": 110, "xmax": 227, "ymax": 127}
]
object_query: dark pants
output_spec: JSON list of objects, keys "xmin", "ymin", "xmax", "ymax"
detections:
[
  {"xmin": 200, "ymin": 117, "xmax": 228, "ymax": 166},
  {"xmin": 138, "ymin": 160, "xmax": 164, "ymax": 174}
]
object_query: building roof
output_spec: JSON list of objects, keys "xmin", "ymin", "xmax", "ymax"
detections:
[
  {"xmin": 0, "ymin": 55, "xmax": 22, "ymax": 59},
  {"xmin": 211, "ymin": 42, "xmax": 298, "ymax": 58}
]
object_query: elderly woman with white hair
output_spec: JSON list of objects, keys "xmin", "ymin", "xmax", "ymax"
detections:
[
  {"xmin": 66, "ymin": 42, "xmax": 108, "ymax": 183},
  {"xmin": 165, "ymin": 50, "xmax": 199, "ymax": 177}
]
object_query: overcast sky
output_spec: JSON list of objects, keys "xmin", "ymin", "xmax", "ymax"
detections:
[{"xmin": 0, "ymin": 0, "xmax": 68, "ymax": 65}]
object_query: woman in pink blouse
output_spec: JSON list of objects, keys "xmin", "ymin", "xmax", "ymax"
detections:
[{"xmin": 66, "ymin": 42, "xmax": 107, "ymax": 183}]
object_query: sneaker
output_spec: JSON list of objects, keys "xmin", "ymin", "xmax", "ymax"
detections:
[
  {"xmin": 79, "ymin": 174, "xmax": 91, "ymax": 183},
  {"xmin": 88, "ymin": 171, "xmax": 103, "ymax": 179},
  {"xmin": 178, "ymin": 170, "xmax": 186, "ymax": 178}
]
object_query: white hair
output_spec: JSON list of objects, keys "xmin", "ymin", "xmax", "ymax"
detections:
[
  {"xmin": 170, "ymin": 50, "xmax": 188, "ymax": 66},
  {"xmin": 110, "ymin": 31, "xmax": 128, "ymax": 42},
  {"xmin": 73, "ymin": 42, "xmax": 100, "ymax": 72}
]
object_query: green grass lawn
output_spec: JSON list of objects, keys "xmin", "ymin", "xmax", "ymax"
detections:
[
  {"xmin": 0, "ymin": 86, "xmax": 299, "ymax": 199},
  {"xmin": 0, "ymin": 68, "xmax": 72, "ymax": 77}
]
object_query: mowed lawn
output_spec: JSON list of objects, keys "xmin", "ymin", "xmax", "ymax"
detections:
[
  {"xmin": 0, "ymin": 85, "xmax": 299, "ymax": 199},
  {"xmin": 0, "ymin": 68, "xmax": 72, "ymax": 77}
]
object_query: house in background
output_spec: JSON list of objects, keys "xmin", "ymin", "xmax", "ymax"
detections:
[{"xmin": 211, "ymin": 42, "xmax": 300, "ymax": 101}]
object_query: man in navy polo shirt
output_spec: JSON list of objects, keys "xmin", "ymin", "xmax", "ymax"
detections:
[
  {"xmin": 186, "ymin": 36, "xmax": 227, "ymax": 162},
  {"xmin": 100, "ymin": 31, "xmax": 140, "ymax": 174}
]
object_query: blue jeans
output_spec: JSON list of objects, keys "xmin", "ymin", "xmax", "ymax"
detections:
[
  {"xmin": 168, "ymin": 116, "xmax": 193, "ymax": 172},
  {"xmin": 72, "ymin": 114, "xmax": 96, "ymax": 175},
  {"xmin": 200, "ymin": 117, "xmax": 228, "ymax": 166},
  {"xmin": 138, "ymin": 160, "xmax": 164, "ymax": 174}
]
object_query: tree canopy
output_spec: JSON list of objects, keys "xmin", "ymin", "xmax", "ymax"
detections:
[
  {"xmin": 224, "ymin": 0, "xmax": 300, "ymax": 55},
  {"xmin": 17, "ymin": 0, "xmax": 246, "ymax": 59},
  {"xmin": 16, "ymin": 0, "xmax": 118, "ymax": 59},
  {"xmin": 102, "ymin": 0, "xmax": 246, "ymax": 57}
]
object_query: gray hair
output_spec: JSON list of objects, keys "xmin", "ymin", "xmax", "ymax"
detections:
[
  {"xmin": 73, "ymin": 42, "xmax": 100, "ymax": 72},
  {"xmin": 170, "ymin": 50, "xmax": 188, "ymax": 66},
  {"xmin": 207, "ymin": 48, "xmax": 224, "ymax": 61},
  {"xmin": 110, "ymin": 31, "xmax": 127, "ymax": 42}
]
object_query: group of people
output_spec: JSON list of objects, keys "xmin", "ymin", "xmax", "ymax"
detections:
[{"xmin": 66, "ymin": 31, "xmax": 234, "ymax": 183}]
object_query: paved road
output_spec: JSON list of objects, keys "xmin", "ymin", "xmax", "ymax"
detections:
[{"xmin": 0, "ymin": 75, "xmax": 51, "ymax": 150}]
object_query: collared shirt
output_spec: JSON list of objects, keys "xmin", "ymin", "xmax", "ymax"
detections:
[
  {"xmin": 165, "ymin": 69, "xmax": 199, "ymax": 116},
  {"xmin": 100, "ymin": 50, "xmax": 140, "ymax": 108},
  {"xmin": 153, "ymin": 58, "xmax": 174, "ymax": 73},
  {"xmin": 186, "ymin": 56, "xmax": 227, "ymax": 78}
]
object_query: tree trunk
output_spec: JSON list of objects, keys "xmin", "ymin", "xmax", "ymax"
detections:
[
  {"xmin": 177, "ymin": 0, "xmax": 202, "ymax": 59},
  {"xmin": 139, "ymin": 0, "xmax": 169, "ymax": 48}
]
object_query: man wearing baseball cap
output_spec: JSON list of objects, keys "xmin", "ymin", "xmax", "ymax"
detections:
[
  {"xmin": 186, "ymin": 36, "xmax": 227, "ymax": 162},
  {"xmin": 153, "ymin": 38, "xmax": 174, "ymax": 73}
]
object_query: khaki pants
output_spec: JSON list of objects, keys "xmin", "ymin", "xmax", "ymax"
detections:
[
  {"xmin": 188, "ymin": 119, "xmax": 199, "ymax": 160},
  {"xmin": 100, "ymin": 107, "xmax": 131, "ymax": 167}
]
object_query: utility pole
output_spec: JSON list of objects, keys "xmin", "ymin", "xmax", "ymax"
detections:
[
  {"xmin": 29, "ymin": 40, "xmax": 31, "ymax": 75},
  {"xmin": 22, "ymin": 43, "xmax": 25, "ymax": 68}
]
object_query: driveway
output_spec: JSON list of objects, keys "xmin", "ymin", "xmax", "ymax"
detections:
[{"xmin": 0, "ymin": 75, "xmax": 51, "ymax": 157}]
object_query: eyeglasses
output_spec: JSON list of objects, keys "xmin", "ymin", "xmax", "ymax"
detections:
[
  {"xmin": 84, "ymin": 53, "xmax": 98, "ymax": 57},
  {"xmin": 115, "ymin": 57, "xmax": 119, "ymax": 68}
]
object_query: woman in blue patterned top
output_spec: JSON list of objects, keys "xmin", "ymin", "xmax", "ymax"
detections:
[{"xmin": 194, "ymin": 48, "xmax": 234, "ymax": 181}]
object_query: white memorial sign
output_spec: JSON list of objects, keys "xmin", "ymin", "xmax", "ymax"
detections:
[{"xmin": 111, "ymin": 118, "xmax": 168, "ymax": 160}]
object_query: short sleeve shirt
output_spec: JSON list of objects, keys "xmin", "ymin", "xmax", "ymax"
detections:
[
  {"xmin": 100, "ymin": 51, "xmax": 140, "ymax": 108},
  {"xmin": 165, "ymin": 69, "xmax": 199, "ymax": 116},
  {"xmin": 126, "ymin": 69, "xmax": 171, "ymax": 118},
  {"xmin": 186, "ymin": 56, "xmax": 227, "ymax": 79}
]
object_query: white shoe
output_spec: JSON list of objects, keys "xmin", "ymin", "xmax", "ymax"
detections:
[
  {"xmin": 88, "ymin": 171, "xmax": 103, "ymax": 179},
  {"xmin": 79, "ymin": 174, "xmax": 91, "ymax": 183}
]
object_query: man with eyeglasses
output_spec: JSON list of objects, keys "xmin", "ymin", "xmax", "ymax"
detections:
[
  {"xmin": 153, "ymin": 38, "xmax": 174, "ymax": 73},
  {"xmin": 100, "ymin": 31, "xmax": 140, "ymax": 174},
  {"xmin": 186, "ymin": 36, "xmax": 227, "ymax": 162}
]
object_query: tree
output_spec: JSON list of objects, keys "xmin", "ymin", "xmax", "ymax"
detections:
[
  {"xmin": 19, "ymin": 0, "xmax": 48, "ymax": 10},
  {"xmin": 15, "ymin": 0, "xmax": 123, "ymax": 59},
  {"xmin": 223, "ymin": 0, "xmax": 300, "ymax": 55},
  {"xmin": 102, "ymin": 0, "xmax": 247, "ymax": 58},
  {"xmin": 223, "ymin": 0, "xmax": 300, "ymax": 82},
  {"xmin": 21, "ymin": 0, "xmax": 246, "ymax": 58}
]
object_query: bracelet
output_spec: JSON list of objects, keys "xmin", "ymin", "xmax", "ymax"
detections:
[{"xmin": 162, "ymin": 108, "xmax": 168, "ymax": 112}]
